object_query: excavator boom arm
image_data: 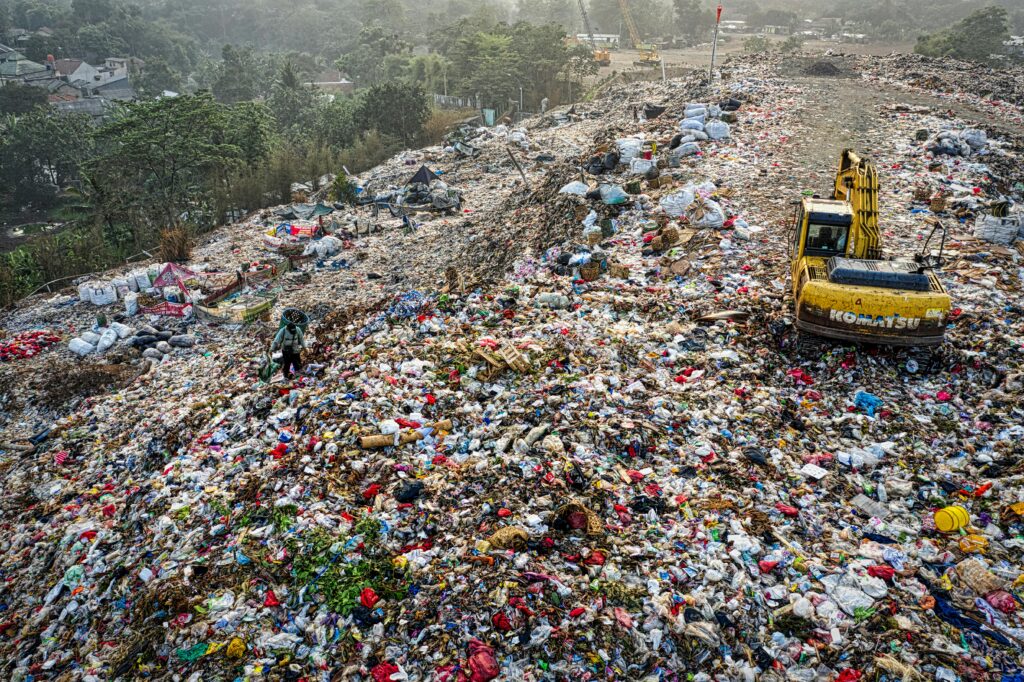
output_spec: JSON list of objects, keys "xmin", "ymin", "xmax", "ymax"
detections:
[
  {"xmin": 576, "ymin": 0, "xmax": 599, "ymax": 50},
  {"xmin": 616, "ymin": 0, "xmax": 643, "ymax": 49},
  {"xmin": 834, "ymin": 148, "xmax": 881, "ymax": 260}
]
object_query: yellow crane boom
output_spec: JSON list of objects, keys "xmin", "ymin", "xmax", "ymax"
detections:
[{"xmin": 616, "ymin": 0, "xmax": 659, "ymax": 65}]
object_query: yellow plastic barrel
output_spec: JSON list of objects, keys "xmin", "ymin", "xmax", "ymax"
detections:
[{"xmin": 934, "ymin": 505, "xmax": 970, "ymax": 532}]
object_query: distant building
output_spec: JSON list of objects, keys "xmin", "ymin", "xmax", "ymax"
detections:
[
  {"xmin": 306, "ymin": 69, "xmax": 355, "ymax": 95},
  {"xmin": 573, "ymin": 33, "xmax": 621, "ymax": 47},
  {"xmin": 0, "ymin": 45, "xmax": 137, "ymax": 114},
  {"xmin": 92, "ymin": 75, "xmax": 135, "ymax": 100},
  {"xmin": 0, "ymin": 44, "xmax": 49, "ymax": 83},
  {"xmin": 53, "ymin": 58, "xmax": 101, "ymax": 83},
  {"xmin": 720, "ymin": 20, "xmax": 747, "ymax": 33},
  {"xmin": 762, "ymin": 25, "xmax": 791, "ymax": 35},
  {"xmin": 1006, "ymin": 37, "xmax": 1024, "ymax": 57}
]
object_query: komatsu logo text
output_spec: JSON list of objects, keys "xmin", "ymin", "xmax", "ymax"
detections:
[{"xmin": 828, "ymin": 309, "xmax": 921, "ymax": 329}]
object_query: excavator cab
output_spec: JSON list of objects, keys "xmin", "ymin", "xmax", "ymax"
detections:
[{"xmin": 790, "ymin": 150, "xmax": 951, "ymax": 347}]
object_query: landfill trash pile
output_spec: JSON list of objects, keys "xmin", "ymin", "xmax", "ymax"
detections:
[
  {"xmin": 1, "ymin": 53, "xmax": 1024, "ymax": 682},
  {"xmin": 864, "ymin": 52, "xmax": 1024, "ymax": 126}
]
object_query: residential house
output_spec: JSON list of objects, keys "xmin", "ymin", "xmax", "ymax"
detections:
[
  {"xmin": 93, "ymin": 75, "xmax": 135, "ymax": 101},
  {"xmin": 6, "ymin": 28, "xmax": 30, "ymax": 45},
  {"xmin": 49, "ymin": 57, "xmax": 135, "ymax": 99},
  {"xmin": 306, "ymin": 69, "xmax": 354, "ymax": 95},
  {"xmin": 0, "ymin": 43, "xmax": 49, "ymax": 84},
  {"xmin": 53, "ymin": 97, "xmax": 111, "ymax": 117},
  {"xmin": 53, "ymin": 58, "xmax": 101, "ymax": 84},
  {"xmin": 1006, "ymin": 37, "xmax": 1024, "ymax": 58},
  {"xmin": 762, "ymin": 25, "xmax": 791, "ymax": 36},
  {"xmin": 103, "ymin": 57, "xmax": 144, "ymax": 78}
]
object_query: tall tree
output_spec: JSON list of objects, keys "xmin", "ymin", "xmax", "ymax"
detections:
[
  {"xmin": 336, "ymin": 26, "xmax": 413, "ymax": 87},
  {"xmin": 313, "ymin": 96, "xmax": 359, "ymax": 151},
  {"xmin": 0, "ymin": 110, "xmax": 94, "ymax": 204},
  {"xmin": 269, "ymin": 60, "xmax": 321, "ymax": 134},
  {"xmin": 212, "ymin": 45, "xmax": 262, "ymax": 103},
  {"xmin": 86, "ymin": 93, "xmax": 244, "ymax": 236},
  {"xmin": 134, "ymin": 58, "xmax": 184, "ymax": 98},
  {"xmin": 356, "ymin": 82, "xmax": 429, "ymax": 144},
  {"xmin": 673, "ymin": 0, "xmax": 713, "ymax": 44}
]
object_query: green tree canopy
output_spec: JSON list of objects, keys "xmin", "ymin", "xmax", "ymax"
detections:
[
  {"xmin": 356, "ymin": 81, "xmax": 429, "ymax": 144},
  {"xmin": 269, "ymin": 61, "xmax": 321, "ymax": 135},
  {"xmin": 212, "ymin": 45, "xmax": 263, "ymax": 103},
  {"xmin": 86, "ymin": 93, "xmax": 246, "ymax": 232},
  {"xmin": 0, "ymin": 82, "xmax": 49, "ymax": 116},
  {"xmin": 0, "ymin": 110, "xmax": 94, "ymax": 205},
  {"xmin": 336, "ymin": 26, "xmax": 413, "ymax": 87},
  {"xmin": 915, "ymin": 6, "xmax": 1011, "ymax": 64},
  {"xmin": 673, "ymin": 0, "xmax": 713, "ymax": 45}
]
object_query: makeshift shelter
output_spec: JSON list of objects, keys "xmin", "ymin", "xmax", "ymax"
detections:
[
  {"xmin": 273, "ymin": 203, "xmax": 336, "ymax": 221},
  {"xmin": 406, "ymin": 165, "xmax": 439, "ymax": 186},
  {"xmin": 151, "ymin": 262, "xmax": 197, "ymax": 288}
]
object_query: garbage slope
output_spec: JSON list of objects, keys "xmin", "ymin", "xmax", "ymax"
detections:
[{"xmin": 0, "ymin": 53, "xmax": 1023, "ymax": 682}]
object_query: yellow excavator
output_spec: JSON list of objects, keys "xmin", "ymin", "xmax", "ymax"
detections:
[
  {"xmin": 617, "ymin": 0, "xmax": 660, "ymax": 66},
  {"xmin": 790, "ymin": 150, "xmax": 951, "ymax": 347}
]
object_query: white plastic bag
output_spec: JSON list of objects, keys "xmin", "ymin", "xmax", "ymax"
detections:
[
  {"xmin": 615, "ymin": 138, "xmax": 643, "ymax": 163},
  {"xmin": 559, "ymin": 181, "xmax": 590, "ymax": 196},
  {"xmin": 688, "ymin": 198, "xmax": 726, "ymax": 229},
  {"xmin": 670, "ymin": 142, "xmax": 701, "ymax": 162},
  {"xmin": 961, "ymin": 128, "xmax": 987, "ymax": 150},
  {"xmin": 124, "ymin": 292, "xmax": 139, "ymax": 316},
  {"xmin": 110, "ymin": 322, "xmax": 133, "ymax": 339},
  {"xmin": 88, "ymin": 284, "xmax": 117, "ymax": 305},
  {"xmin": 705, "ymin": 120, "xmax": 730, "ymax": 140},
  {"xmin": 69, "ymin": 338, "xmax": 95, "ymax": 356},
  {"xmin": 660, "ymin": 185, "xmax": 697, "ymax": 217},
  {"xmin": 973, "ymin": 215, "xmax": 1020, "ymax": 245},
  {"xmin": 628, "ymin": 158, "xmax": 655, "ymax": 176},
  {"xmin": 136, "ymin": 269, "xmax": 152, "ymax": 291},
  {"xmin": 96, "ymin": 328, "xmax": 118, "ymax": 352},
  {"xmin": 77, "ymin": 282, "xmax": 93, "ymax": 302}
]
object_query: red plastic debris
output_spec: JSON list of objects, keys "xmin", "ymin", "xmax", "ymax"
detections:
[
  {"xmin": 371, "ymin": 662, "xmax": 400, "ymax": 682},
  {"xmin": 0, "ymin": 330, "xmax": 62, "ymax": 362},
  {"xmin": 360, "ymin": 587, "xmax": 380, "ymax": 608},
  {"xmin": 467, "ymin": 638, "xmax": 499, "ymax": 681},
  {"xmin": 490, "ymin": 611, "xmax": 512, "ymax": 631},
  {"xmin": 867, "ymin": 565, "xmax": 895, "ymax": 580},
  {"xmin": 774, "ymin": 503, "xmax": 799, "ymax": 517}
]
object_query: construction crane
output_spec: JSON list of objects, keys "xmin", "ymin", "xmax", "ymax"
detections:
[
  {"xmin": 616, "ymin": 0, "xmax": 659, "ymax": 66},
  {"xmin": 576, "ymin": 0, "xmax": 610, "ymax": 66}
]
